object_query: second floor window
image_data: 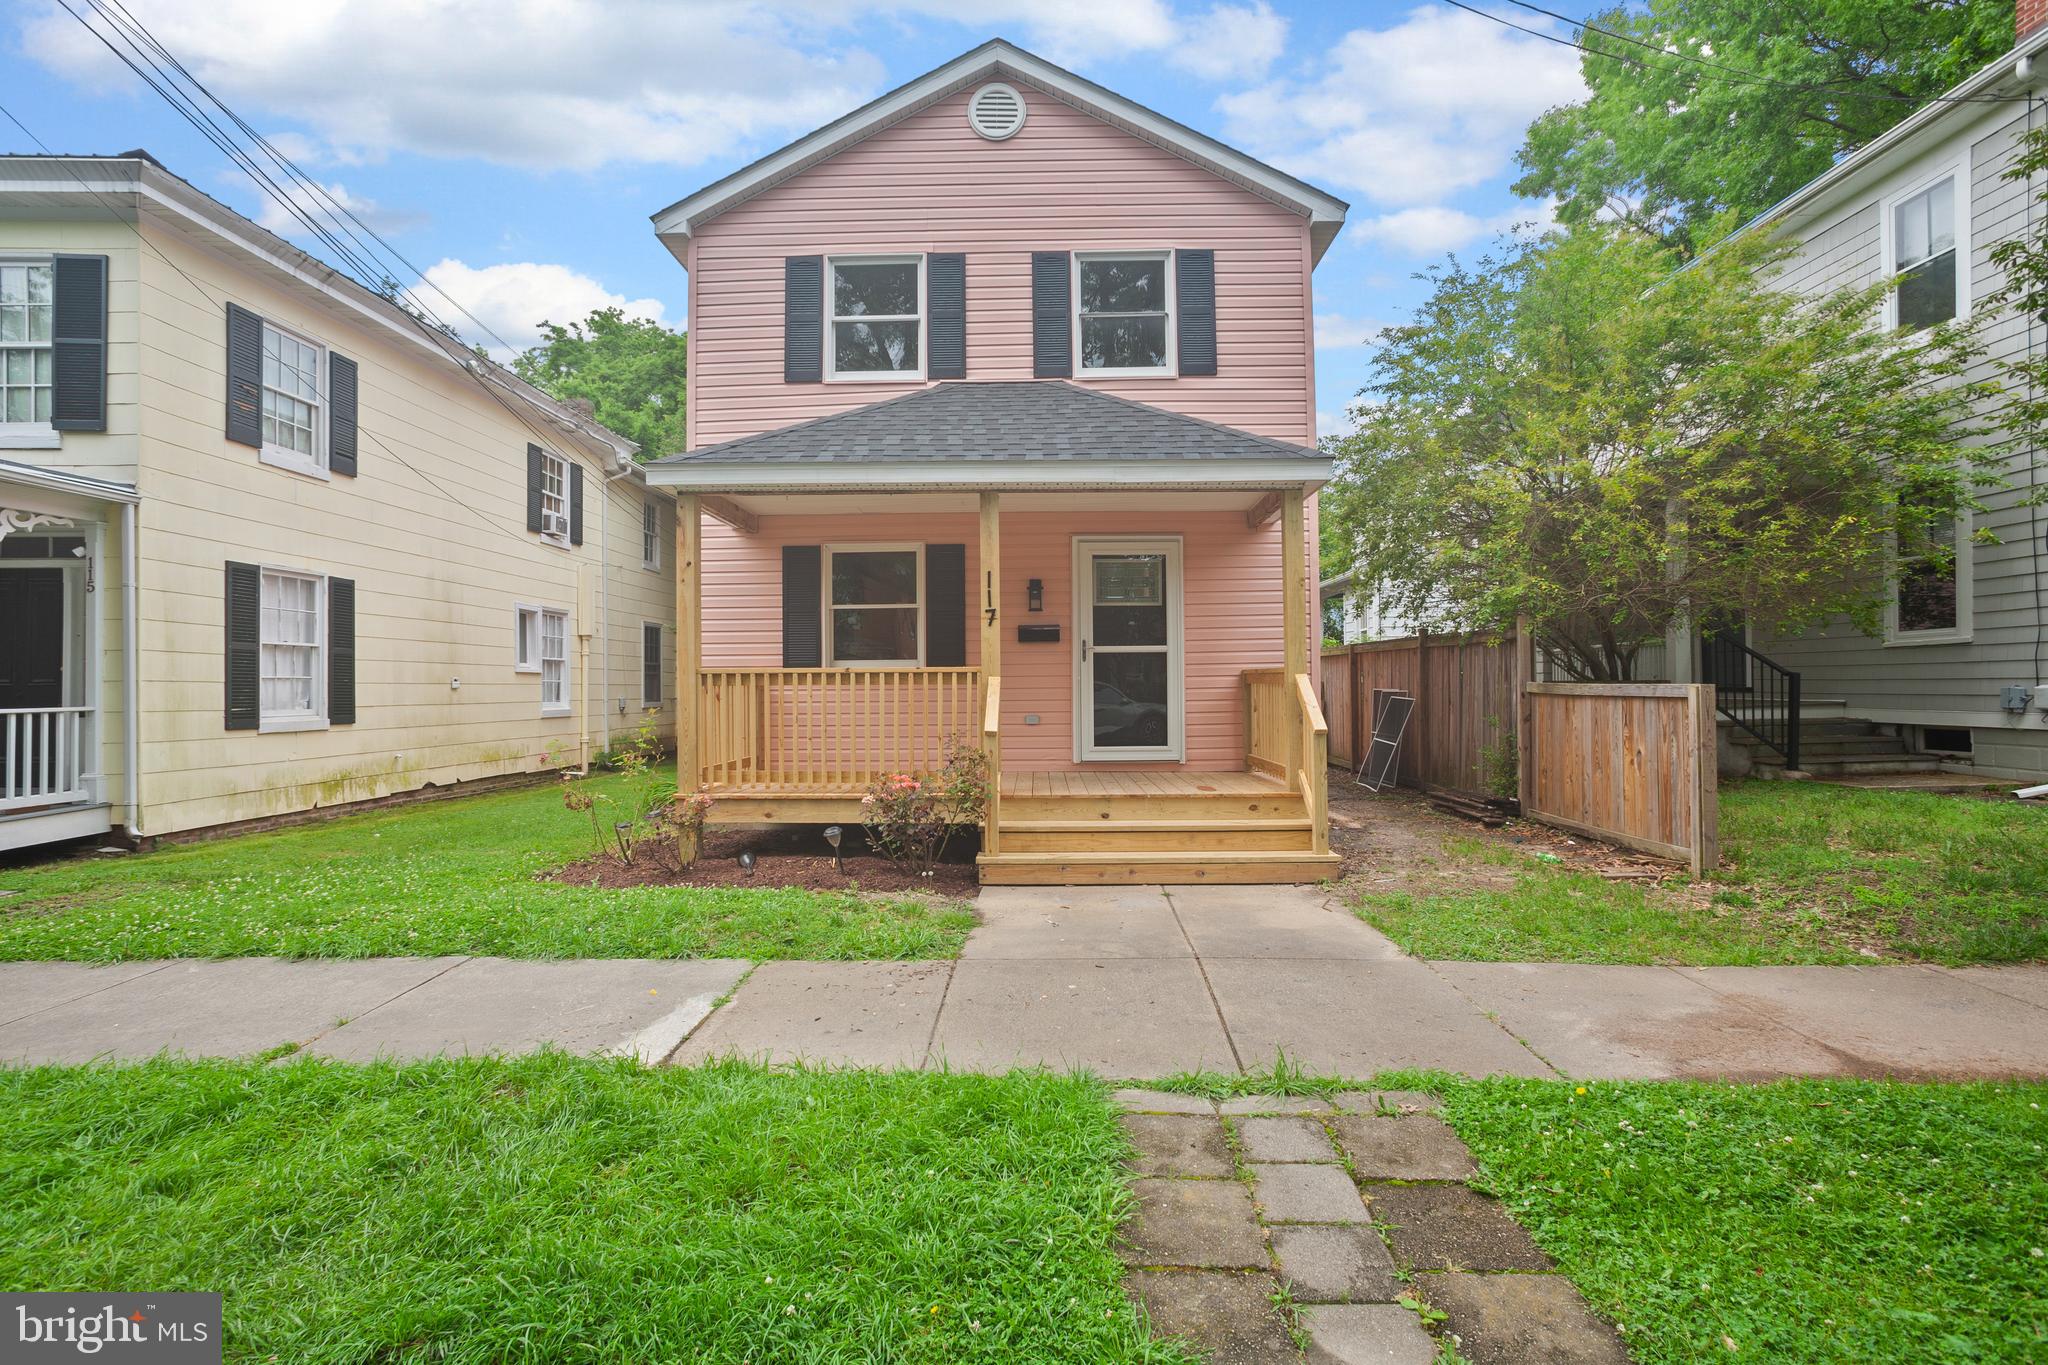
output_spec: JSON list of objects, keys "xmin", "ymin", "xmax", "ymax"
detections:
[
  {"xmin": 262, "ymin": 322, "xmax": 324, "ymax": 469},
  {"xmin": 1893, "ymin": 176, "xmax": 1957, "ymax": 331},
  {"xmin": 1, "ymin": 261, "xmax": 53, "ymax": 428},
  {"xmin": 1076, "ymin": 251, "xmax": 1174, "ymax": 377},
  {"xmin": 539, "ymin": 450, "xmax": 569, "ymax": 541},
  {"xmin": 828, "ymin": 256, "xmax": 922, "ymax": 379},
  {"xmin": 642, "ymin": 498, "xmax": 660, "ymax": 570}
]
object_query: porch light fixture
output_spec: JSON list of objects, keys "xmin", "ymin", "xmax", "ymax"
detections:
[{"xmin": 1027, "ymin": 578, "xmax": 1043, "ymax": 612}]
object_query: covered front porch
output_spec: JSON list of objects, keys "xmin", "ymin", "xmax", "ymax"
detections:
[{"xmin": 664, "ymin": 484, "xmax": 1334, "ymax": 884}]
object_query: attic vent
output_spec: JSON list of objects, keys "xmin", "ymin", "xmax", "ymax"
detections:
[{"xmin": 968, "ymin": 83, "xmax": 1027, "ymax": 141}]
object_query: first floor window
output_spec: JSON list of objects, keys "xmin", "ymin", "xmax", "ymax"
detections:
[
  {"xmin": 1076, "ymin": 252, "xmax": 1172, "ymax": 375},
  {"xmin": 826, "ymin": 545, "xmax": 920, "ymax": 665},
  {"xmin": 261, "ymin": 569, "xmax": 323, "ymax": 720},
  {"xmin": 1896, "ymin": 504, "xmax": 1963, "ymax": 636},
  {"xmin": 1893, "ymin": 176, "xmax": 1958, "ymax": 331},
  {"xmin": 0, "ymin": 261, "xmax": 53, "ymax": 426},
  {"xmin": 540, "ymin": 451, "xmax": 569, "ymax": 540},
  {"xmin": 514, "ymin": 604, "xmax": 541, "ymax": 672},
  {"xmin": 261, "ymin": 322, "xmax": 324, "ymax": 466},
  {"xmin": 827, "ymin": 255, "xmax": 922, "ymax": 378},
  {"xmin": 642, "ymin": 621, "xmax": 662, "ymax": 705},
  {"xmin": 642, "ymin": 498, "xmax": 660, "ymax": 569},
  {"xmin": 540, "ymin": 608, "xmax": 569, "ymax": 714}
]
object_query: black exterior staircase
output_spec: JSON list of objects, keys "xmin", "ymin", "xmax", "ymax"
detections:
[{"xmin": 1701, "ymin": 636, "xmax": 1802, "ymax": 771}]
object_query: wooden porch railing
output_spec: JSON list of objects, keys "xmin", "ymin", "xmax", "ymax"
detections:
[
  {"xmin": 695, "ymin": 668, "xmax": 981, "ymax": 791},
  {"xmin": 1242, "ymin": 669, "xmax": 1329, "ymax": 855},
  {"xmin": 0, "ymin": 706, "xmax": 92, "ymax": 813}
]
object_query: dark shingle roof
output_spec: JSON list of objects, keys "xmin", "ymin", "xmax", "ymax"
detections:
[{"xmin": 653, "ymin": 381, "xmax": 1319, "ymax": 465}]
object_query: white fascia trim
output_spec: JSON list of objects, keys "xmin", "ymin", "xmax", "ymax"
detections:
[
  {"xmin": 642, "ymin": 456, "xmax": 1331, "ymax": 492},
  {"xmin": 650, "ymin": 41, "xmax": 1347, "ymax": 257},
  {"xmin": 0, "ymin": 457, "xmax": 140, "ymax": 504}
]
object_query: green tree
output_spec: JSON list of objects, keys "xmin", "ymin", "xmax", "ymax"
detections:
[
  {"xmin": 1516, "ymin": 1, "xmax": 2011, "ymax": 246},
  {"xmin": 511, "ymin": 308, "xmax": 688, "ymax": 460},
  {"xmin": 1324, "ymin": 223, "xmax": 2003, "ymax": 680}
]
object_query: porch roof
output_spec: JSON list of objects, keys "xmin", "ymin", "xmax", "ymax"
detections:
[{"xmin": 643, "ymin": 381, "xmax": 1331, "ymax": 492}]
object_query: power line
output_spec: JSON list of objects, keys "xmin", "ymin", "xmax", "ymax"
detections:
[{"xmin": 1448, "ymin": 0, "xmax": 2033, "ymax": 108}]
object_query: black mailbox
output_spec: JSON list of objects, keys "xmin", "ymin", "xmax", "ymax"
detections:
[{"xmin": 1017, "ymin": 624, "xmax": 1061, "ymax": 643}]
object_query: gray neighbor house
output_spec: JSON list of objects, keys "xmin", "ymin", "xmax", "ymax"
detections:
[{"xmin": 1663, "ymin": 16, "xmax": 2048, "ymax": 784}]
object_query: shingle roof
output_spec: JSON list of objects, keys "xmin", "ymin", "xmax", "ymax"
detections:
[{"xmin": 652, "ymin": 382, "xmax": 1319, "ymax": 466}]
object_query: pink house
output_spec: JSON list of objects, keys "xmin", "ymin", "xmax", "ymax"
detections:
[{"xmin": 643, "ymin": 40, "xmax": 1348, "ymax": 884}]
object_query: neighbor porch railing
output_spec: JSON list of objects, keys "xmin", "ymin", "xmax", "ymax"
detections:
[
  {"xmin": 1242, "ymin": 668, "xmax": 1329, "ymax": 855},
  {"xmin": 695, "ymin": 667, "xmax": 982, "ymax": 791},
  {"xmin": 0, "ymin": 706, "xmax": 92, "ymax": 813}
]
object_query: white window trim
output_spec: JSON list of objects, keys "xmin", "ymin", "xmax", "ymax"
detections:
[
  {"xmin": 642, "ymin": 498, "xmax": 661, "ymax": 571},
  {"xmin": 1071, "ymin": 535, "xmax": 1186, "ymax": 762},
  {"xmin": 537, "ymin": 449, "xmax": 571, "ymax": 545},
  {"xmin": 1880, "ymin": 161, "xmax": 1969, "ymax": 332},
  {"xmin": 822, "ymin": 542, "xmax": 925, "ymax": 668},
  {"xmin": 824, "ymin": 254, "xmax": 926, "ymax": 383},
  {"xmin": 513, "ymin": 602, "xmax": 543, "ymax": 673},
  {"xmin": 641, "ymin": 619, "xmax": 664, "ymax": 707},
  {"xmin": 0, "ymin": 254, "xmax": 59, "ymax": 450},
  {"xmin": 256, "ymin": 318, "xmax": 331, "ymax": 482},
  {"xmin": 1884, "ymin": 508, "xmax": 1973, "ymax": 646},
  {"xmin": 1073, "ymin": 249, "xmax": 1177, "ymax": 379},
  {"xmin": 258, "ymin": 565, "xmax": 329, "ymax": 734},
  {"xmin": 539, "ymin": 606, "xmax": 572, "ymax": 716}
]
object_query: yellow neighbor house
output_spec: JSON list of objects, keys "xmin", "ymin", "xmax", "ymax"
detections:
[{"xmin": 0, "ymin": 152, "xmax": 675, "ymax": 851}]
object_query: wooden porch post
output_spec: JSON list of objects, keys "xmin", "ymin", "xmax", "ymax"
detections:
[
  {"xmin": 1281, "ymin": 487, "xmax": 1308, "ymax": 780},
  {"xmin": 676, "ymin": 492, "xmax": 701, "ymax": 792},
  {"xmin": 979, "ymin": 492, "xmax": 1002, "ymax": 855}
]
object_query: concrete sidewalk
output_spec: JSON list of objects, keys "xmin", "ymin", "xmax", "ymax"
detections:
[{"xmin": 3, "ymin": 887, "xmax": 2045, "ymax": 1079}]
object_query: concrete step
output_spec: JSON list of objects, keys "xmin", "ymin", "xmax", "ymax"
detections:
[
  {"xmin": 1753, "ymin": 752, "xmax": 1945, "ymax": 777},
  {"xmin": 976, "ymin": 850, "xmax": 1344, "ymax": 885}
]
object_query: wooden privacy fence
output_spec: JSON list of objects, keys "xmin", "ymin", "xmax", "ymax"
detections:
[
  {"xmin": 1321, "ymin": 635, "xmax": 1719, "ymax": 873},
  {"xmin": 1321, "ymin": 633, "xmax": 1523, "ymax": 796},
  {"xmin": 1518, "ymin": 682, "xmax": 1718, "ymax": 876}
]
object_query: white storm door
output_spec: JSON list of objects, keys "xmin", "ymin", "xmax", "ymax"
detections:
[{"xmin": 1074, "ymin": 537, "xmax": 1183, "ymax": 761}]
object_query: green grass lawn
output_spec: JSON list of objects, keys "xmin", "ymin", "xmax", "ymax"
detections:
[
  {"xmin": 0, "ymin": 1055, "xmax": 1184, "ymax": 1364},
  {"xmin": 1442, "ymin": 1076, "xmax": 2048, "ymax": 1364},
  {"xmin": 1355, "ymin": 781, "xmax": 2048, "ymax": 965},
  {"xmin": 0, "ymin": 770, "xmax": 973, "ymax": 962}
]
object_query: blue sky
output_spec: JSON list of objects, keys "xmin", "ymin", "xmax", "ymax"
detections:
[{"xmin": 5, "ymin": 0, "xmax": 1586, "ymax": 436}]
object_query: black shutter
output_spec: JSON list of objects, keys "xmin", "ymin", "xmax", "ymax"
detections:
[
  {"xmin": 224, "ymin": 561, "xmax": 260, "ymax": 731},
  {"xmin": 569, "ymin": 462, "xmax": 585, "ymax": 545},
  {"xmin": 1177, "ymin": 249, "xmax": 1217, "ymax": 377},
  {"xmin": 925, "ymin": 544, "xmax": 967, "ymax": 667},
  {"xmin": 328, "ymin": 353, "xmax": 359, "ymax": 476},
  {"xmin": 928, "ymin": 252, "xmax": 966, "ymax": 379},
  {"xmin": 643, "ymin": 622, "xmax": 662, "ymax": 705},
  {"xmin": 525, "ymin": 444, "xmax": 544, "ymax": 533},
  {"xmin": 782, "ymin": 544, "xmax": 822, "ymax": 667},
  {"xmin": 1031, "ymin": 251, "xmax": 1071, "ymax": 378},
  {"xmin": 784, "ymin": 255, "xmax": 823, "ymax": 382},
  {"xmin": 225, "ymin": 303, "xmax": 264, "ymax": 447},
  {"xmin": 328, "ymin": 577, "xmax": 356, "ymax": 725},
  {"xmin": 50, "ymin": 254, "xmax": 107, "ymax": 432}
]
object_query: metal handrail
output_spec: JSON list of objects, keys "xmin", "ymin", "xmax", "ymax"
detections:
[{"xmin": 1701, "ymin": 637, "xmax": 1801, "ymax": 770}]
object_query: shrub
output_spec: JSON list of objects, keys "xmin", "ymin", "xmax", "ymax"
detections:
[{"xmin": 860, "ymin": 739, "xmax": 990, "ymax": 877}]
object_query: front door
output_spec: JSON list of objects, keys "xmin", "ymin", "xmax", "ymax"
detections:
[
  {"xmin": 0, "ymin": 568, "xmax": 65, "ymax": 708},
  {"xmin": 1075, "ymin": 538, "xmax": 1183, "ymax": 761}
]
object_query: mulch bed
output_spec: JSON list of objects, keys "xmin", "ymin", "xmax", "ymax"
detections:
[{"xmin": 546, "ymin": 824, "xmax": 982, "ymax": 897}]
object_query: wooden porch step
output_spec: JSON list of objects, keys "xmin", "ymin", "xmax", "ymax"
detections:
[
  {"xmin": 976, "ymin": 851, "xmax": 1343, "ymax": 886},
  {"xmin": 1000, "ymin": 818, "xmax": 1316, "ymax": 853},
  {"xmin": 1000, "ymin": 792, "xmax": 1307, "ymax": 823}
]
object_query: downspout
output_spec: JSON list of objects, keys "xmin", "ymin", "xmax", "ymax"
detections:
[{"xmin": 121, "ymin": 499, "xmax": 140, "ymax": 840}]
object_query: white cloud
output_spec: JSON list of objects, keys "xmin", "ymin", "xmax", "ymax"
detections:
[
  {"xmin": 418, "ymin": 260, "xmax": 668, "ymax": 359},
  {"xmin": 1218, "ymin": 4, "xmax": 1584, "ymax": 207},
  {"xmin": 1313, "ymin": 313, "xmax": 1387, "ymax": 349},
  {"xmin": 1315, "ymin": 407, "xmax": 1359, "ymax": 440},
  {"xmin": 1169, "ymin": 3, "xmax": 1288, "ymax": 82},
  {"xmin": 24, "ymin": 0, "xmax": 1274, "ymax": 171},
  {"xmin": 1352, "ymin": 201, "xmax": 1555, "ymax": 256}
]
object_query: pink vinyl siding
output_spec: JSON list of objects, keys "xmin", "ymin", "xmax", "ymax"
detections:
[
  {"xmin": 687, "ymin": 79, "xmax": 1315, "ymax": 448},
  {"xmin": 703, "ymin": 507, "xmax": 1286, "ymax": 770}
]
